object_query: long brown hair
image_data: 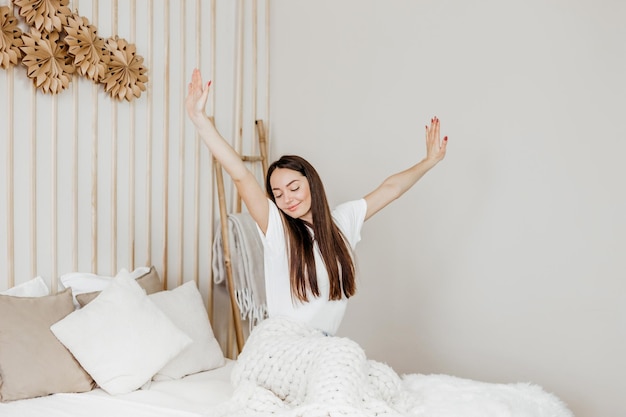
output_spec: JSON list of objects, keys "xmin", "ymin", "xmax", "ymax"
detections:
[{"xmin": 265, "ymin": 155, "xmax": 356, "ymax": 302}]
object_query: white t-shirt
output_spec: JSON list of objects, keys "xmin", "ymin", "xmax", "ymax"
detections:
[{"xmin": 257, "ymin": 198, "xmax": 367, "ymax": 335}]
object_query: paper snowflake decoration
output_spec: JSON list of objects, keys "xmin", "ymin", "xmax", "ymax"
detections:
[
  {"xmin": 14, "ymin": 0, "xmax": 71, "ymax": 33},
  {"xmin": 64, "ymin": 13, "xmax": 106, "ymax": 81},
  {"xmin": 102, "ymin": 36, "xmax": 148, "ymax": 102},
  {"xmin": 4, "ymin": 1, "xmax": 149, "ymax": 99},
  {"xmin": 20, "ymin": 28, "xmax": 75, "ymax": 94},
  {"xmin": 0, "ymin": 6, "xmax": 24, "ymax": 69}
]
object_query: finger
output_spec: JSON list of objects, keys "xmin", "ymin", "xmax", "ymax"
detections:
[
  {"xmin": 433, "ymin": 116, "xmax": 440, "ymax": 141},
  {"xmin": 427, "ymin": 118, "xmax": 436, "ymax": 142},
  {"xmin": 439, "ymin": 136, "xmax": 448, "ymax": 156},
  {"xmin": 200, "ymin": 81, "xmax": 211, "ymax": 103},
  {"xmin": 191, "ymin": 69, "xmax": 197, "ymax": 89},
  {"xmin": 192, "ymin": 68, "xmax": 202, "ymax": 90}
]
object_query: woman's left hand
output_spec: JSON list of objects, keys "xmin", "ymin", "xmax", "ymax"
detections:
[{"xmin": 425, "ymin": 116, "xmax": 448, "ymax": 164}]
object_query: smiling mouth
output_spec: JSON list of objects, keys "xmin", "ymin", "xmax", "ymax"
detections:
[{"xmin": 287, "ymin": 203, "xmax": 300, "ymax": 211}]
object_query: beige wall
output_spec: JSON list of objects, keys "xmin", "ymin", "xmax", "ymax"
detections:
[{"xmin": 268, "ymin": 1, "xmax": 625, "ymax": 417}]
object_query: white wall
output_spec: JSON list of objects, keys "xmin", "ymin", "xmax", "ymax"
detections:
[{"xmin": 268, "ymin": 1, "xmax": 626, "ymax": 416}]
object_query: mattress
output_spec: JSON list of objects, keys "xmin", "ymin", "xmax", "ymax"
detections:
[{"xmin": 0, "ymin": 360, "xmax": 235, "ymax": 417}]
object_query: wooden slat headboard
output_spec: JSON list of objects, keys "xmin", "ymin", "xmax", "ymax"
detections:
[{"xmin": 0, "ymin": 0, "xmax": 270, "ymax": 355}]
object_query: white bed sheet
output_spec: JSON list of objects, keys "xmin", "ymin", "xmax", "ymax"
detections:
[{"xmin": 0, "ymin": 360, "xmax": 235, "ymax": 417}]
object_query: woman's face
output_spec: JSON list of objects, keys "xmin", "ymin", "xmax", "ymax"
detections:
[{"xmin": 269, "ymin": 167, "xmax": 313, "ymax": 223}]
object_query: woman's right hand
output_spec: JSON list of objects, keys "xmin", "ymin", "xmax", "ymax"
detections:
[
  {"xmin": 185, "ymin": 68, "xmax": 211, "ymax": 125},
  {"xmin": 184, "ymin": 69, "xmax": 270, "ymax": 233}
]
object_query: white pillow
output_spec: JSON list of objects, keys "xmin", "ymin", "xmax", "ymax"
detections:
[
  {"xmin": 60, "ymin": 267, "xmax": 151, "ymax": 307},
  {"xmin": 1, "ymin": 276, "xmax": 49, "ymax": 297},
  {"xmin": 50, "ymin": 271, "xmax": 192, "ymax": 395},
  {"xmin": 150, "ymin": 281, "xmax": 225, "ymax": 380},
  {"xmin": 60, "ymin": 267, "xmax": 150, "ymax": 293}
]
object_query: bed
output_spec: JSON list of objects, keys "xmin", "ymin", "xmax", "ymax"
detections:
[
  {"xmin": 0, "ymin": 361, "xmax": 235, "ymax": 417},
  {"xmin": 0, "ymin": 267, "xmax": 575, "ymax": 417}
]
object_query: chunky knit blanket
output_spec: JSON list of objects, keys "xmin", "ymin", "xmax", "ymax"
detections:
[{"xmin": 208, "ymin": 317, "xmax": 573, "ymax": 417}]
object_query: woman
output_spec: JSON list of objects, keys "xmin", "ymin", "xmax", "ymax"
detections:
[{"xmin": 186, "ymin": 68, "xmax": 447, "ymax": 336}]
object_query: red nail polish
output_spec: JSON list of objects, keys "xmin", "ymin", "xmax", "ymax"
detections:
[{"xmin": 444, "ymin": 136, "xmax": 448, "ymax": 141}]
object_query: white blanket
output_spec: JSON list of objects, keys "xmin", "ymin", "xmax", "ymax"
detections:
[{"xmin": 208, "ymin": 317, "xmax": 574, "ymax": 417}]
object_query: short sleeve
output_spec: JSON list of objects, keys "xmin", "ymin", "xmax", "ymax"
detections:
[
  {"xmin": 256, "ymin": 199, "xmax": 286, "ymax": 255},
  {"xmin": 331, "ymin": 199, "xmax": 367, "ymax": 249}
]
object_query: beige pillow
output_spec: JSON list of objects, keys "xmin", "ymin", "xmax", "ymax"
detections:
[
  {"xmin": 76, "ymin": 266, "xmax": 162, "ymax": 307},
  {"xmin": 0, "ymin": 289, "xmax": 95, "ymax": 402},
  {"xmin": 136, "ymin": 266, "xmax": 163, "ymax": 293}
]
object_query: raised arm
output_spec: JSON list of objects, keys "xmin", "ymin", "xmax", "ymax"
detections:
[
  {"xmin": 363, "ymin": 116, "xmax": 448, "ymax": 221},
  {"xmin": 186, "ymin": 68, "xmax": 269, "ymax": 232}
]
